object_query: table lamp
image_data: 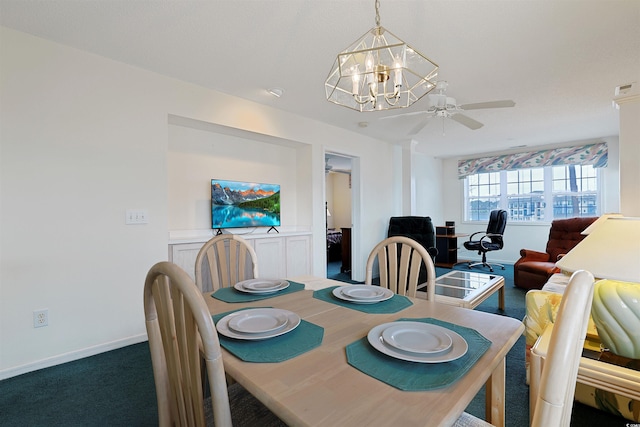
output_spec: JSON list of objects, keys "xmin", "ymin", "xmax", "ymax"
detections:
[
  {"xmin": 580, "ymin": 213, "xmax": 623, "ymax": 235},
  {"xmin": 556, "ymin": 217, "xmax": 640, "ymax": 358}
]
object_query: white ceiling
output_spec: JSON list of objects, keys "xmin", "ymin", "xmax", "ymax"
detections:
[{"xmin": 1, "ymin": 0, "xmax": 638, "ymax": 159}]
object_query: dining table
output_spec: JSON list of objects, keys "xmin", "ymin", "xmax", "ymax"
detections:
[{"xmin": 204, "ymin": 275, "xmax": 524, "ymax": 427}]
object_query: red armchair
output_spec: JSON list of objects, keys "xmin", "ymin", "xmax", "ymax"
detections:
[{"xmin": 514, "ymin": 217, "xmax": 597, "ymax": 290}]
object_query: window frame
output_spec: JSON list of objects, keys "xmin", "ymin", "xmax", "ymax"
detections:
[{"xmin": 462, "ymin": 164, "xmax": 602, "ymax": 223}]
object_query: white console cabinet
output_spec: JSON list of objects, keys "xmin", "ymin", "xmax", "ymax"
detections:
[
  {"xmin": 168, "ymin": 231, "xmax": 312, "ymax": 281},
  {"xmin": 252, "ymin": 237, "xmax": 285, "ymax": 279},
  {"xmin": 285, "ymin": 235, "xmax": 312, "ymax": 277}
]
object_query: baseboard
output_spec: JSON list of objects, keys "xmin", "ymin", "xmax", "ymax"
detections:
[{"xmin": 0, "ymin": 333, "xmax": 148, "ymax": 381}]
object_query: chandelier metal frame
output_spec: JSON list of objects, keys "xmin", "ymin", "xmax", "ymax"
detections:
[{"xmin": 325, "ymin": 0, "xmax": 439, "ymax": 112}]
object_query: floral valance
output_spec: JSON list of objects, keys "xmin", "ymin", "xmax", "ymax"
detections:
[{"xmin": 457, "ymin": 142, "xmax": 608, "ymax": 178}]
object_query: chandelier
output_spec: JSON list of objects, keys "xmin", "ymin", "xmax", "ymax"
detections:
[{"xmin": 325, "ymin": 0, "xmax": 439, "ymax": 112}]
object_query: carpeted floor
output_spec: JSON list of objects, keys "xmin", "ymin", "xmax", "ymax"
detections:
[{"xmin": 0, "ymin": 263, "xmax": 628, "ymax": 426}]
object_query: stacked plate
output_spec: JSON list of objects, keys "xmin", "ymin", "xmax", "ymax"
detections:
[
  {"xmin": 234, "ymin": 279, "xmax": 289, "ymax": 294},
  {"xmin": 367, "ymin": 321, "xmax": 468, "ymax": 363},
  {"xmin": 333, "ymin": 285, "xmax": 394, "ymax": 304},
  {"xmin": 216, "ymin": 308, "xmax": 300, "ymax": 340}
]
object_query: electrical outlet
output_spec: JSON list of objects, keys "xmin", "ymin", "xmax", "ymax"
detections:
[{"xmin": 33, "ymin": 309, "xmax": 48, "ymax": 328}]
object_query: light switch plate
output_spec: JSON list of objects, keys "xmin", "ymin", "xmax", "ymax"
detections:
[{"xmin": 126, "ymin": 209, "xmax": 149, "ymax": 224}]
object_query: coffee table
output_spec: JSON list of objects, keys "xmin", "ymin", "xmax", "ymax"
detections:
[{"xmin": 419, "ymin": 270, "xmax": 505, "ymax": 310}]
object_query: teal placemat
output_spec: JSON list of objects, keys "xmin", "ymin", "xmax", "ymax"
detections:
[
  {"xmin": 312, "ymin": 286, "xmax": 413, "ymax": 314},
  {"xmin": 346, "ymin": 318, "xmax": 492, "ymax": 391},
  {"xmin": 212, "ymin": 308, "xmax": 323, "ymax": 362},
  {"xmin": 211, "ymin": 281, "xmax": 305, "ymax": 303}
]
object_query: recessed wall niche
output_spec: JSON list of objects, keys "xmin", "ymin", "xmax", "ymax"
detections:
[{"xmin": 167, "ymin": 116, "xmax": 309, "ymax": 233}]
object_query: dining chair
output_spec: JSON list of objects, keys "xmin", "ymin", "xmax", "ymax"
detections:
[
  {"xmin": 365, "ymin": 235, "xmax": 436, "ymax": 300},
  {"xmin": 144, "ymin": 261, "xmax": 283, "ymax": 427},
  {"xmin": 195, "ymin": 234, "xmax": 259, "ymax": 292},
  {"xmin": 454, "ymin": 269, "xmax": 595, "ymax": 427}
]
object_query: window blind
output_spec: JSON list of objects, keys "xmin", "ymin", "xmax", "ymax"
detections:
[{"xmin": 457, "ymin": 142, "xmax": 608, "ymax": 178}]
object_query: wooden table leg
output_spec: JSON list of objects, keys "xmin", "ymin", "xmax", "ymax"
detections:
[
  {"xmin": 498, "ymin": 285, "xmax": 505, "ymax": 310},
  {"xmin": 486, "ymin": 357, "xmax": 506, "ymax": 427}
]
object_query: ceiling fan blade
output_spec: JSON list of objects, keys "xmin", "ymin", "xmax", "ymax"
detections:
[
  {"xmin": 408, "ymin": 117, "xmax": 431, "ymax": 135},
  {"xmin": 459, "ymin": 100, "xmax": 515, "ymax": 110},
  {"xmin": 450, "ymin": 113, "xmax": 484, "ymax": 130},
  {"xmin": 379, "ymin": 110, "xmax": 428, "ymax": 120}
]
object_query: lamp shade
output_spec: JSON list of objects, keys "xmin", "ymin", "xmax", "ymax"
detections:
[
  {"xmin": 555, "ymin": 217, "xmax": 640, "ymax": 282},
  {"xmin": 580, "ymin": 213, "xmax": 623, "ymax": 235}
]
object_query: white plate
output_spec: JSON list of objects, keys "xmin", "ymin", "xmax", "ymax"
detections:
[
  {"xmin": 367, "ymin": 322, "xmax": 468, "ymax": 363},
  {"xmin": 332, "ymin": 286, "xmax": 394, "ymax": 304},
  {"xmin": 381, "ymin": 323, "xmax": 453, "ymax": 355},
  {"xmin": 340, "ymin": 285, "xmax": 388, "ymax": 300},
  {"xmin": 216, "ymin": 309, "xmax": 300, "ymax": 340},
  {"xmin": 234, "ymin": 279, "xmax": 289, "ymax": 294},
  {"xmin": 227, "ymin": 308, "xmax": 289, "ymax": 334}
]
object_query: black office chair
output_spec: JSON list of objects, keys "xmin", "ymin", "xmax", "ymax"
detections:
[
  {"xmin": 463, "ymin": 209, "xmax": 507, "ymax": 272},
  {"xmin": 387, "ymin": 216, "xmax": 438, "ymax": 262},
  {"xmin": 387, "ymin": 216, "xmax": 438, "ymax": 285}
]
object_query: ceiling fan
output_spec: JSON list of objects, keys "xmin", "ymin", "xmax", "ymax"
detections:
[
  {"xmin": 380, "ymin": 81, "xmax": 515, "ymax": 135},
  {"xmin": 325, "ymin": 158, "xmax": 351, "ymax": 175}
]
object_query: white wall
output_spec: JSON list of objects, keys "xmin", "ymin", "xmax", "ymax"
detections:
[
  {"xmin": 1, "ymin": 28, "xmax": 170, "ymax": 378},
  {"xmin": 413, "ymin": 151, "xmax": 444, "ymax": 224},
  {"xmin": 617, "ymin": 95, "xmax": 640, "ymax": 216},
  {"xmin": 0, "ymin": 27, "xmax": 397, "ymax": 378}
]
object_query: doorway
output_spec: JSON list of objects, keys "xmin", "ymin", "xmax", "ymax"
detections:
[{"xmin": 325, "ymin": 153, "xmax": 355, "ymax": 282}]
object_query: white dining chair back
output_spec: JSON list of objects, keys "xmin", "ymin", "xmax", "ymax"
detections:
[
  {"xmin": 531, "ymin": 269, "xmax": 595, "ymax": 426},
  {"xmin": 195, "ymin": 234, "xmax": 259, "ymax": 292},
  {"xmin": 365, "ymin": 235, "xmax": 436, "ymax": 300},
  {"xmin": 453, "ymin": 269, "xmax": 595, "ymax": 427},
  {"xmin": 144, "ymin": 261, "xmax": 232, "ymax": 427}
]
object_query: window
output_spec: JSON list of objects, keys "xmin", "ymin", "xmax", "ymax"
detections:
[
  {"xmin": 464, "ymin": 165, "xmax": 600, "ymax": 222},
  {"xmin": 466, "ymin": 172, "xmax": 500, "ymax": 221},
  {"xmin": 506, "ymin": 168, "xmax": 545, "ymax": 221},
  {"xmin": 551, "ymin": 165, "xmax": 598, "ymax": 218}
]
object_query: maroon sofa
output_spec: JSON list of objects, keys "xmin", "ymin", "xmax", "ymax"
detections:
[{"xmin": 513, "ymin": 217, "xmax": 597, "ymax": 290}]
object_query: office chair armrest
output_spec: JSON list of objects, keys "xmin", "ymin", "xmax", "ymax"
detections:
[
  {"xmin": 467, "ymin": 231, "xmax": 485, "ymax": 241},
  {"xmin": 478, "ymin": 233, "xmax": 501, "ymax": 249}
]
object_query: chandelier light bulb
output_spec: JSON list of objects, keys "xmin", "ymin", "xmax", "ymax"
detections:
[
  {"xmin": 352, "ymin": 68, "xmax": 360, "ymax": 95},
  {"xmin": 365, "ymin": 51, "xmax": 374, "ymax": 71},
  {"xmin": 394, "ymin": 56, "xmax": 403, "ymax": 88}
]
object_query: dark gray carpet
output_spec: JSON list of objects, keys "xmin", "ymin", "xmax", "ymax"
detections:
[
  {"xmin": 205, "ymin": 383, "xmax": 286, "ymax": 427},
  {"xmin": 0, "ymin": 263, "xmax": 628, "ymax": 426},
  {"xmin": 0, "ymin": 340, "xmax": 158, "ymax": 426}
]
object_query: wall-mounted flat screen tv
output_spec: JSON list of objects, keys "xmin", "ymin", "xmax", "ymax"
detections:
[{"xmin": 211, "ymin": 179, "xmax": 280, "ymax": 229}]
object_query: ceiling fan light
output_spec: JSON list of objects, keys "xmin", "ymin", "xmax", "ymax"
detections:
[{"xmin": 445, "ymin": 97, "xmax": 457, "ymax": 109}]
